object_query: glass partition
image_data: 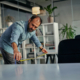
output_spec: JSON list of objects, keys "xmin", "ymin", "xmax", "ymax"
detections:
[{"xmin": 1, "ymin": 0, "xmax": 32, "ymax": 28}]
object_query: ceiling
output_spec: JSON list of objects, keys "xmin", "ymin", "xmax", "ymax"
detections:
[
  {"xmin": 0, "ymin": 0, "xmax": 67, "ymax": 7},
  {"xmin": 15, "ymin": 0, "xmax": 65, "ymax": 6},
  {"xmin": 28, "ymin": 0, "xmax": 67, "ymax": 6},
  {"xmin": 0, "ymin": 0, "xmax": 67, "ymax": 12}
]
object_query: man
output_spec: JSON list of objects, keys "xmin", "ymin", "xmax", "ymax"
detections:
[{"xmin": 0, "ymin": 15, "xmax": 48, "ymax": 64}]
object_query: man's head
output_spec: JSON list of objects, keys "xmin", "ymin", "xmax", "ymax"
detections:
[{"xmin": 28, "ymin": 15, "xmax": 42, "ymax": 32}]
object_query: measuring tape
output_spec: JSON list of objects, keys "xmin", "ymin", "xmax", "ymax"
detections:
[{"xmin": 20, "ymin": 53, "xmax": 46, "ymax": 62}]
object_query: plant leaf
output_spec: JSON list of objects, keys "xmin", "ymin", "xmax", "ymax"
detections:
[{"xmin": 52, "ymin": 7, "xmax": 57, "ymax": 12}]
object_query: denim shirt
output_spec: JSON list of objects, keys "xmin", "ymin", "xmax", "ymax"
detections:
[{"xmin": 0, "ymin": 20, "xmax": 41, "ymax": 54}]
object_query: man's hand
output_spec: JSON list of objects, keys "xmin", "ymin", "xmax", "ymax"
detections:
[
  {"xmin": 12, "ymin": 42, "xmax": 22, "ymax": 61},
  {"xmin": 14, "ymin": 50, "xmax": 22, "ymax": 61},
  {"xmin": 39, "ymin": 46, "xmax": 48, "ymax": 54},
  {"xmin": 41, "ymin": 48, "xmax": 48, "ymax": 54}
]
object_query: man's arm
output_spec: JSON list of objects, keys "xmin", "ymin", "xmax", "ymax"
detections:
[
  {"xmin": 39, "ymin": 46, "xmax": 43, "ymax": 50},
  {"xmin": 39, "ymin": 46, "xmax": 48, "ymax": 54},
  {"xmin": 10, "ymin": 23, "xmax": 22, "ymax": 61},
  {"xmin": 30, "ymin": 34, "xmax": 48, "ymax": 54},
  {"xmin": 12, "ymin": 42, "xmax": 22, "ymax": 61},
  {"xmin": 30, "ymin": 34, "xmax": 41, "ymax": 47}
]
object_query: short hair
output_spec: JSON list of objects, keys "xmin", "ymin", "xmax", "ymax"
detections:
[{"xmin": 30, "ymin": 15, "xmax": 42, "ymax": 25}]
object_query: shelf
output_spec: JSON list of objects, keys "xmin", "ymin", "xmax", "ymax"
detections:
[
  {"xmin": 45, "ymin": 46, "xmax": 55, "ymax": 47},
  {"xmin": 41, "ymin": 23, "xmax": 56, "ymax": 25},
  {"xmin": 47, "ymin": 50, "xmax": 58, "ymax": 54},
  {"xmin": 27, "ymin": 52, "xmax": 34, "ymax": 54},
  {"xmin": 37, "ymin": 52, "xmax": 43, "ymax": 54},
  {"xmin": 25, "ymin": 44, "xmax": 34, "ymax": 48},
  {"xmin": 36, "ymin": 57, "xmax": 46, "ymax": 59},
  {"xmin": 45, "ymin": 44, "xmax": 54, "ymax": 46},
  {"xmin": 44, "ymin": 35, "xmax": 54, "ymax": 36},
  {"xmin": 25, "ymin": 47, "xmax": 34, "ymax": 48},
  {"xmin": 20, "ymin": 48, "xmax": 23, "ymax": 49},
  {"xmin": 37, "ymin": 35, "xmax": 43, "ymax": 37},
  {"xmin": 35, "ymin": 47, "xmax": 38, "ymax": 48}
]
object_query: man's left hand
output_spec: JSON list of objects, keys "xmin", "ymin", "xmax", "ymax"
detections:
[{"xmin": 41, "ymin": 48, "xmax": 48, "ymax": 54}]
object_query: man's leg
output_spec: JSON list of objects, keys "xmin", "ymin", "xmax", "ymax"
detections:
[{"xmin": 0, "ymin": 48, "xmax": 21, "ymax": 64}]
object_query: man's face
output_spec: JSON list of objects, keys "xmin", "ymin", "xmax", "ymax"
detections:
[{"xmin": 28, "ymin": 18, "xmax": 40, "ymax": 32}]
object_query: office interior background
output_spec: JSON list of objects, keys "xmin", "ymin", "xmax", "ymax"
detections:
[
  {"xmin": 0, "ymin": 0, "xmax": 80, "ymax": 64},
  {"xmin": 1, "ymin": 0, "xmax": 80, "ymax": 38}
]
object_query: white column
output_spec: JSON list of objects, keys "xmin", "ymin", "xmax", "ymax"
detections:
[
  {"xmin": 22, "ymin": 41, "xmax": 27, "ymax": 64},
  {"xmin": 53, "ymin": 23, "xmax": 59, "ymax": 53},
  {"xmin": 34, "ymin": 44, "xmax": 37, "ymax": 64},
  {"xmin": 0, "ymin": 4, "xmax": 2, "ymax": 28}
]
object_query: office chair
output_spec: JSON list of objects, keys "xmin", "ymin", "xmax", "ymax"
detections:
[
  {"xmin": 58, "ymin": 39, "xmax": 80, "ymax": 63},
  {"xmin": 75, "ymin": 35, "xmax": 80, "ymax": 39}
]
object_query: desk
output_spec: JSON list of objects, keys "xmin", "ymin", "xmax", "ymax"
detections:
[
  {"xmin": 46, "ymin": 50, "xmax": 58, "ymax": 64},
  {"xmin": 0, "ymin": 63, "xmax": 80, "ymax": 80}
]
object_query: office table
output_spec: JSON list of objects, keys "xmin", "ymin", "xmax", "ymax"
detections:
[
  {"xmin": 46, "ymin": 50, "xmax": 58, "ymax": 63},
  {"xmin": 0, "ymin": 63, "xmax": 80, "ymax": 80}
]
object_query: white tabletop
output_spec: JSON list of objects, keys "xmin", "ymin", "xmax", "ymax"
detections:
[
  {"xmin": 38, "ymin": 50, "xmax": 57, "ymax": 54},
  {"xmin": 0, "ymin": 63, "xmax": 80, "ymax": 80},
  {"xmin": 47, "ymin": 50, "xmax": 57, "ymax": 54}
]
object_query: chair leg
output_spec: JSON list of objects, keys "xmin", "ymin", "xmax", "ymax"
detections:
[
  {"xmin": 51, "ymin": 55, "xmax": 55, "ymax": 63},
  {"xmin": 46, "ymin": 55, "xmax": 54, "ymax": 64},
  {"xmin": 46, "ymin": 55, "xmax": 49, "ymax": 64}
]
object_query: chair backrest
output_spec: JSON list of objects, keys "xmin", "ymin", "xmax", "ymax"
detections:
[
  {"xmin": 58, "ymin": 39, "xmax": 80, "ymax": 63},
  {"xmin": 75, "ymin": 35, "xmax": 80, "ymax": 39}
]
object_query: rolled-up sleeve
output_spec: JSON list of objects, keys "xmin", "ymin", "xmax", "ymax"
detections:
[
  {"xmin": 30, "ymin": 34, "xmax": 41, "ymax": 47},
  {"xmin": 10, "ymin": 23, "xmax": 22, "ymax": 45}
]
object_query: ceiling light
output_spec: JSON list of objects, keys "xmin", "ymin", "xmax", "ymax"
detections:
[{"xmin": 32, "ymin": 7, "xmax": 40, "ymax": 15}]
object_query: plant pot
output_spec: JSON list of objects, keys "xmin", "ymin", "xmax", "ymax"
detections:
[
  {"xmin": 48, "ymin": 16, "xmax": 54, "ymax": 23},
  {"xmin": 40, "ymin": 10, "xmax": 46, "ymax": 15}
]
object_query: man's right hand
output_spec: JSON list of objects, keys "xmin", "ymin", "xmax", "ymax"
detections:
[
  {"xmin": 14, "ymin": 50, "xmax": 22, "ymax": 61},
  {"xmin": 11, "ymin": 42, "xmax": 22, "ymax": 61}
]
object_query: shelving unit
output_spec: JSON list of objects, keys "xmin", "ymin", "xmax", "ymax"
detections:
[{"xmin": 22, "ymin": 22, "xmax": 59, "ymax": 64}]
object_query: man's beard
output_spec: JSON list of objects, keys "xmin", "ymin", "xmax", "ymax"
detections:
[{"xmin": 27, "ymin": 23, "xmax": 34, "ymax": 32}]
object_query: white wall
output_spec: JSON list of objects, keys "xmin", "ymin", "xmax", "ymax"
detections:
[
  {"xmin": 40, "ymin": 0, "xmax": 80, "ymax": 40},
  {"xmin": 40, "ymin": 0, "xmax": 72, "ymax": 25},
  {"xmin": 72, "ymin": 21, "xmax": 80, "ymax": 36},
  {"xmin": 54, "ymin": 0, "xmax": 72, "ymax": 26},
  {"xmin": 72, "ymin": 0, "xmax": 80, "ymax": 36}
]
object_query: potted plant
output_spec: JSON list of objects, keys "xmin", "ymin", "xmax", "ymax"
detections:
[
  {"xmin": 44, "ymin": 4, "xmax": 57, "ymax": 23},
  {"xmin": 5, "ymin": 15, "xmax": 14, "ymax": 27},
  {"xmin": 59, "ymin": 23, "xmax": 76, "ymax": 39},
  {"xmin": 39, "ymin": 7, "xmax": 46, "ymax": 16}
]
